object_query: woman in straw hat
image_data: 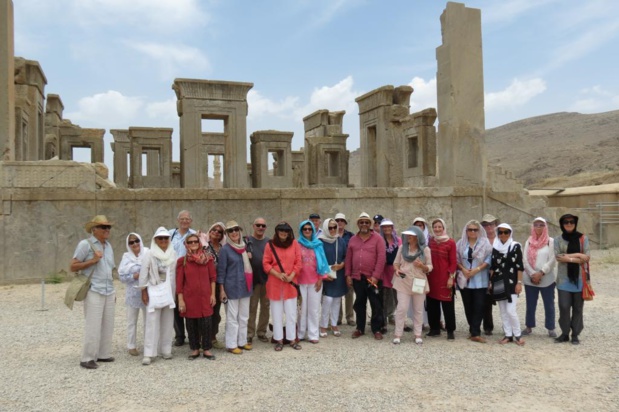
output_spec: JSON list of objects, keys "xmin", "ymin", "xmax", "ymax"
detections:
[{"xmin": 70, "ymin": 215, "xmax": 116, "ymax": 370}]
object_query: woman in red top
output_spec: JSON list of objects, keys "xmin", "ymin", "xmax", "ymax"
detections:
[
  {"xmin": 263, "ymin": 222, "xmax": 302, "ymax": 351},
  {"xmin": 176, "ymin": 234, "xmax": 217, "ymax": 360},
  {"xmin": 426, "ymin": 218, "xmax": 458, "ymax": 340}
]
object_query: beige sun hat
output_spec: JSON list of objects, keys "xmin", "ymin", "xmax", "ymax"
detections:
[
  {"xmin": 356, "ymin": 212, "xmax": 372, "ymax": 224},
  {"xmin": 84, "ymin": 215, "xmax": 114, "ymax": 233},
  {"xmin": 225, "ymin": 220, "xmax": 241, "ymax": 231}
]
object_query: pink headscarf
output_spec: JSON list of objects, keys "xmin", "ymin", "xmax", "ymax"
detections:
[{"xmin": 526, "ymin": 217, "xmax": 549, "ymax": 269}]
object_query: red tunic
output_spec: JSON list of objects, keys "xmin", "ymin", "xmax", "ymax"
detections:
[
  {"xmin": 176, "ymin": 256, "xmax": 217, "ymax": 318},
  {"xmin": 263, "ymin": 240, "xmax": 302, "ymax": 301},
  {"xmin": 427, "ymin": 238, "xmax": 457, "ymax": 301}
]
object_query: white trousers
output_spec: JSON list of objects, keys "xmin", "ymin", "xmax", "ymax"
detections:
[
  {"xmin": 298, "ymin": 283, "xmax": 322, "ymax": 340},
  {"xmin": 143, "ymin": 307, "xmax": 174, "ymax": 357},
  {"xmin": 320, "ymin": 295, "xmax": 342, "ymax": 328},
  {"xmin": 225, "ymin": 297, "xmax": 250, "ymax": 349},
  {"xmin": 498, "ymin": 294, "xmax": 521, "ymax": 337},
  {"xmin": 270, "ymin": 298, "xmax": 297, "ymax": 342},
  {"xmin": 82, "ymin": 290, "xmax": 115, "ymax": 362},
  {"xmin": 126, "ymin": 305, "xmax": 146, "ymax": 350}
]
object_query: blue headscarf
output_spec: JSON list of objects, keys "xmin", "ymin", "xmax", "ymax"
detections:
[{"xmin": 297, "ymin": 220, "xmax": 331, "ymax": 276}]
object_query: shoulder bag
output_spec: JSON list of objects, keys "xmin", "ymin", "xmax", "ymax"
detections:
[
  {"xmin": 580, "ymin": 236, "xmax": 594, "ymax": 301},
  {"xmin": 64, "ymin": 239, "xmax": 97, "ymax": 310}
]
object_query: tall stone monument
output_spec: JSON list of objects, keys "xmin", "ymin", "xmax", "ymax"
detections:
[
  {"xmin": 250, "ymin": 130, "xmax": 293, "ymax": 188},
  {"xmin": 436, "ymin": 2, "xmax": 486, "ymax": 187},
  {"xmin": 173, "ymin": 79, "xmax": 253, "ymax": 188},
  {"xmin": 44, "ymin": 94, "xmax": 63, "ymax": 159},
  {"xmin": 0, "ymin": 0, "xmax": 15, "ymax": 160},
  {"xmin": 14, "ymin": 58, "xmax": 47, "ymax": 161}
]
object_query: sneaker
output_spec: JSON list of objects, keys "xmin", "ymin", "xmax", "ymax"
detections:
[
  {"xmin": 212, "ymin": 340, "xmax": 225, "ymax": 349},
  {"xmin": 571, "ymin": 335, "xmax": 580, "ymax": 345},
  {"xmin": 162, "ymin": 353, "xmax": 172, "ymax": 360},
  {"xmin": 554, "ymin": 334, "xmax": 569, "ymax": 343},
  {"xmin": 128, "ymin": 348, "xmax": 139, "ymax": 356},
  {"xmin": 447, "ymin": 332, "xmax": 455, "ymax": 341},
  {"xmin": 521, "ymin": 327, "xmax": 532, "ymax": 336},
  {"xmin": 392, "ymin": 337, "xmax": 401, "ymax": 344},
  {"xmin": 548, "ymin": 329, "xmax": 557, "ymax": 338},
  {"xmin": 141, "ymin": 357, "xmax": 151, "ymax": 366},
  {"xmin": 227, "ymin": 348, "xmax": 243, "ymax": 355}
]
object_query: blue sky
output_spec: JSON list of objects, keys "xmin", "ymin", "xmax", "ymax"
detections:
[{"xmin": 13, "ymin": 0, "xmax": 619, "ymax": 172}]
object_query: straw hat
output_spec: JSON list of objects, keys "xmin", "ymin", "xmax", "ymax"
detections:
[{"xmin": 84, "ymin": 215, "xmax": 114, "ymax": 233}]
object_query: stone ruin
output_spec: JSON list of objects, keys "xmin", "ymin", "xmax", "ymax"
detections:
[{"xmin": 0, "ymin": 1, "xmax": 593, "ymax": 283}]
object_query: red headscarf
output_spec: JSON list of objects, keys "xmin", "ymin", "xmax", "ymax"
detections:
[
  {"xmin": 184, "ymin": 234, "xmax": 211, "ymax": 265},
  {"xmin": 526, "ymin": 217, "xmax": 549, "ymax": 269}
]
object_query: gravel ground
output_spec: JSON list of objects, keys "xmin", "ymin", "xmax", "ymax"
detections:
[{"xmin": 1, "ymin": 249, "xmax": 618, "ymax": 412}]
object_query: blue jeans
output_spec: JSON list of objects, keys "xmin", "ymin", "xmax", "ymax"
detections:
[{"xmin": 524, "ymin": 283, "xmax": 556, "ymax": 330}]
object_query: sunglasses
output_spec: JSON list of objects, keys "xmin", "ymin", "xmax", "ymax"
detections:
[
  {"xmin": 155, "ymin": 236, "xmax": 170, "ymax": 241},
  {"xmin": 254, "ymin": 223, "xmax": 266, "ymax": 228},
  {"xmin": 302, "ymin": 227, "xmax": 313, "ymax": 232},
  {"xmin": 481, "ymin": 223, "xmax": 495, "ymax": 227},
  {"xmin": 328, "ymin": 226, "xmax": 337, "ymax": 230},
  {"xmin": 466, "ymin": 228, "xmax": 479, "ymax": 232},
  {"xmin": 226, "ymin": 227, "xmax": 241, "ymax": 233},
  {"xmin": 96, "ymin": 225, "xmax": 112, "ymax": 230},
  {"xmin": 497, "ymin": 230, "xmax": 511, "ymax": 235},
  {"xmin": 186, "ymin": 240, "xmax": 200, "ymax": 245},
  {"xmin": 210, "ymin": 229, "xmax": 224, "ymax": 235},
  {"xmin": 563, "ymin": 220, "xmax": 576, "ymax": 225},
  {"xmin": 358, "ymin": 221, "xmax": 371, "ymax": 225},
  {"xmin": 128, "ymin": 239, "xmax": 141, "ymax": 245},
  {"xmin": 533, "ymin": 223, "xmax": 546, "ymax": 228},
  {"xmin": 335, "ymin": 219, "xmax": 346, "ymax": 223}
]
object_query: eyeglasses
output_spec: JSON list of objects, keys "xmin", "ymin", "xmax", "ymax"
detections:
[
  {"xmin": 533, "ymin": 223, "xmax": 546, "ymax": 228},
  {"xmin": 497, "ymin": 230, "xmax": 511, "ymax": 235},
  {"xmin": 128, "ymin": 239, "xmax": 140, "ymax": 245},
  {"xmin": 563, "ymin": 220, "xmax": 576, "ymax": 225},
  {"xmin": 302, "ymin": 227, "xmax": 313, "ymax": 232},
  {"xmin": 358, "ymin": 221, "xmax": 371, "ymax": 225},
  {"xmin": 328, "ymin": 226, "xmax": 337, "ymax": 230},
  {"xmin": 335, "ymin": 219, "xmax": 346, "ymax": 223},
  {"xmin": 254, "ymin": 223, "xmax": 266, "ymax": 228},
  {"xmin": 186, "ymin": 240, "xmax": 200, "ymax": 245},
  {"xmin": 226, "ymin": 227, "xmax": 241, "ymax": 233},
  {"xmin": 210, "ymin": 229, "xmax": 224, "ymax": 235},
  {"xmin": 413, "ymin": 223, "xmax": 425, "ymax": 228},
  {"xmin": 96, "ymin": 225, "xmax": 112, "ymax": 230},
  {"xmin": 467, "ymin": 228, "xmax": 479, "ymax": 232},
  {"xmin": 155, "ymin": 236, "xmax": 170, "ymax": 241}
]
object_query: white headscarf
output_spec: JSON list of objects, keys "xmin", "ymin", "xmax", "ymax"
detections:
[
  {"xmin": 150, "ymin": 226, "xmax": 176, "ymax": 266},
  {"xmin": 318, "ymin": 218, "xmax": 338, "ymax": 244},
  {"xmin": 493, "ymin": 223, "xmax": 519, "ymax": 255},
  {"xmin": 456, "ymin": 220, "xmax": 492, "ymax": 263},
  {"xmin": 412, "ymin": 217, "xmax": 429, "ymax": 245}
]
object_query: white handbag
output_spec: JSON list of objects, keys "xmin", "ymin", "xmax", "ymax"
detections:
[{"xmin": 146, "ymin": 267, "xmax": 175, "ymax": 313}]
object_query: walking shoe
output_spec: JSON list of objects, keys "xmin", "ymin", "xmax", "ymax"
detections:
[
  {"xmin": 571, "ymin": 335, "xmax": 580, "ymax": 345},
  {"xmin": 162, "ymin": 353, "xmax": 173, "ymax": 360},
  {"xmin": 212, "ymin": 340, "xmax": 225, "ymax": 349},
  {"xmin": 174, "ymin": 338, "xmax": 185, "ymax": 347},
  {"xmin": 80, "ymin": 360, "xmax": 98, "ymax": 369},
  {"xmin": 392, "ymin": 337, "xmax": 401, "ymax": 344},
  {"xmin": 426, "ymin": 330, "xmax": 441, "ymax": 337},
  {"xmin": 554, "ymin": 334, "xmax": 569, "ymax": 343},
  {"xmin": 97, "ymin": 357, "xmax": 115, "ymax": 362},
  {"xmin": 352, "ymin": 330, "xmax": 364, "ymax": 339},
  {"xmin": 374, "ymin": 332, "xmax": 383, "ymax": 340},
  {"xmin": 128, "ymin": 348, "xmax": 139, "ymax": 356},
  {"xmin": 521, "ymin": 327, "xmax": 532, "ymax": 336},
  {"xmin": 447, "ymin": 332, "xmax": 455, "ymax": 341},
  {"xmin": 227, "ymin": 348, "xmax": 243, "ymax": 355},
  {"xmin": 239, "ymin": 343, "xmax": 253, "ymax": 351},
  {"xmin": 548, "ymin": 329, "xmax": 557, "ymax": 338},
  {"xmin": 141, "ymin": 357, "xmax": 151, "ymax": 366}
]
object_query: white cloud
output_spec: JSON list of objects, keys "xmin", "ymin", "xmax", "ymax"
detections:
[
  {"xmin": 247, "ymin": 91, "xmax": 299, "ymax": 120},
  {"xmin": 408, "ymin": 77, "xmax": 437, "ymax": 112},
  {"xmin": 145, "ymin": 98, "xmax": 178, "ymax": 122},
  {"xmin": 569, "ymin": 85, "xmax": 619, "ymax": 113},
  {"xmin": 65, "ymin": 90, "xmax": 144, "ymax": 128},
  {"xmin": 485, "ymin": 78, "xmax": 547, "ymax": 111},
  {"xmin": 125, "ymin": 42, "xmax": 210, "ymax": 80},
  {"xmin": 297, "ymin": 76, "xmax": 361, "ymax": 118}
]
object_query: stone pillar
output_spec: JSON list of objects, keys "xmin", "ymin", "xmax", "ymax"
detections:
[
  {"xmin": 59, "ymin": 121, "xmax": 105, "ymax": 163},
  {"xmin": 356, "ymin": 85, "xmax": 412, "ymax": 187},
  {"xmin": 128, "ymin": 127, "xmax": 173, "ymax": 188},
  {"xmin": 436, "ymin": 2, "xmax": 486, "ymax": 187},
  {"xmin": 402, "ymin": 108, "xmax": 438, "ymax": 187},
  {"xmin": 303, "ymin": 110, "xmax": 349, "ymax": 187},
  {"xmin": 173, "ymin": 78, "xmax": 253, "ymax": 188},
  {"xmin": 0, "ymin": 0, "xmax": 15, "ymax": 160},
  {"xmin": 44, "ymin": 94, "xmax": 63, "ymax": 159},
  {"xmin": 213, "ymin": 155, "xmax": 222, "ymax": 188},
  {"xmin": 292, "ymin": 150, "xmax": 305, "ymax": 188},
  {"xmin": 14, "ymin": 58, "xmax": 47, "ymax": 161},
  {"xmin": 250, "ymin": 130, "xmax": 293, "ymax": 188},
  {"xmin": 110, "ymin": 129, "xmax": 130, "ymax": 187}
]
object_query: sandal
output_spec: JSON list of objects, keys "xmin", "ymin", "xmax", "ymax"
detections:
[
  {"xmin": 514, "ymin": 336, "xmax": 526, "ymax": 346},
  {"xmin": 498, "ymin": 336, "xmax": 513, "ymax": 345},
  {"xmin": 319, "ymin": 328, "xmax": 328, "ymax": 338},
  {"xmin": 274, "ymin": 342, "xmax": 283, "ymax": 352},
  {"xmin": 332, "ymin": 329, "xmax": 341, "ymax": 337},
  {"xmin": 290, "ymin": 342, "xmax": 302, "ymax": 350}
]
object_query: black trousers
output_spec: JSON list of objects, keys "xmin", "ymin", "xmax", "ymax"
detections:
[
  {"xmin": 558, "ymin": 290, "xmax": 584, "ymax": 337},
  {"xmin": 186, "ymin": 316, "xmax": 213, "ymax": 351},
  {"xmin": 427, "ymin": 295, "xmax": 456, "ymax": 333},
  {"xmin": 460, "ymin": 288, "xmax": 486, "ymax": 337},
  {"xmin": 483, "ymin": 292, "xmax": 495, "ymax": 332},
  {"xmin": 353, "ymin": 278, "xmax": 384, "ymax": 334},
  {"xmin": 210, "ymin": 286, "xmax": 222, "ymax": 341},
  {"xmin": 174, "ymin": 306, "xmax": 186, "ymax": 341}
]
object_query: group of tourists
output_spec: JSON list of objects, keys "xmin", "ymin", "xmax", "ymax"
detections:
[{"xmin": 71, "ymin": 210, "xmax": 591, "ymax": 369}]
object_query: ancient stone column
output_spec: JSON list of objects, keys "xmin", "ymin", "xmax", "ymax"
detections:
[
  {"xmin": 173, "ymin": 79, "xmax": 253, "ymax": 188},
  {"xmin": 14, "ymin": 58, "xmax": 47, "ymax": 161},
  {"xmin": 436, "ymin": 2, "xmax": 486, "ymax": 187},
  {"xmin": 44, "ymin": 94, "xmax": 63, "ymax": 159},
  {"xmin": 110, "ymin": 129, "xmax": 130, "ymax": 187},
  {"xmin": 0, "ymin": 0, "xmax": 15, "ymax": 160}
]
